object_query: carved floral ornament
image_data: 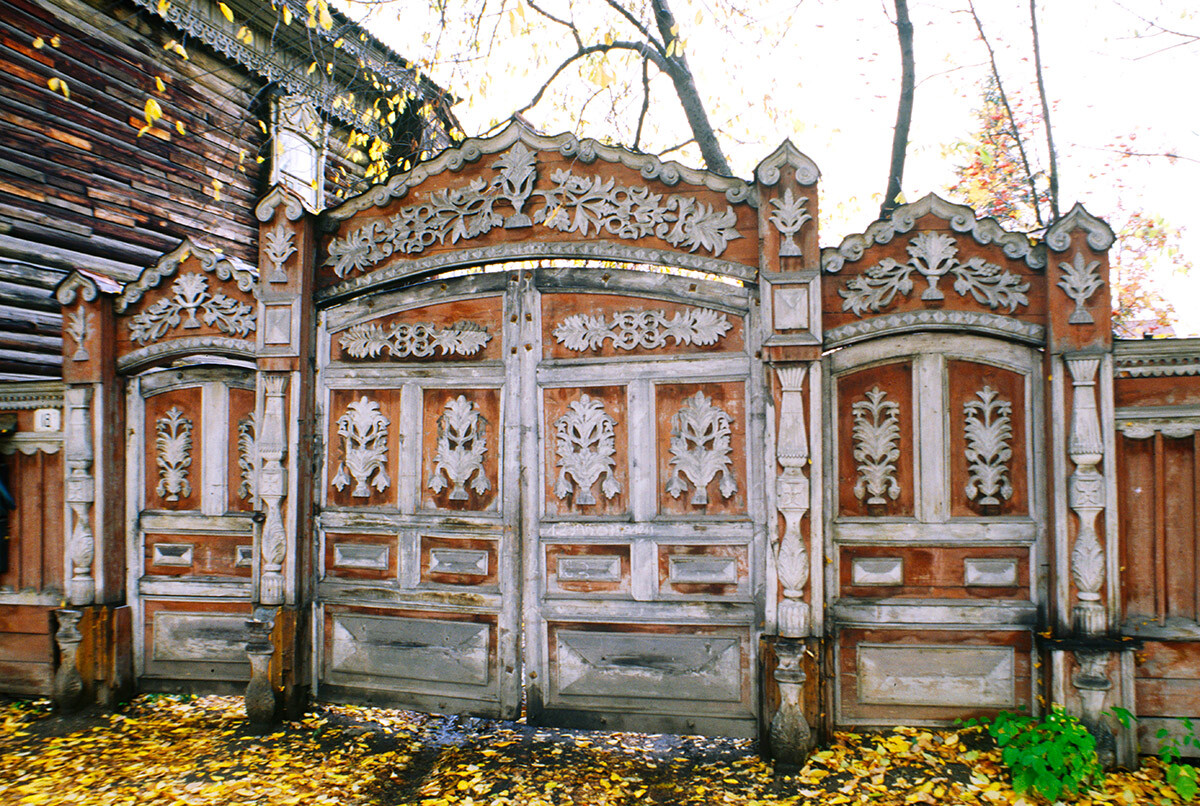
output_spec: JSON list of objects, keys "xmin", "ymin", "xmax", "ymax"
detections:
[
  {"xmin": 554, "ymin": 394, "xmax": 621, "ymax": 506},
  {"xmin": 155, "ymin": 406, "xmax": 193, "ymax": 502},
  {"xmin": 851, "ymin": 386, "xmax": 900, "ymax": 506},
  {"xmin": 128, "ymin": 273, "xmax": 257, "ymax": 345},
  {"xmin": 332, "ymin": 397, "xmax": 391, "ymax": 497},
  {"xmin": 666, "ymin": 391, "xmax": 738, "ymax": 506},
  {"xmin": 429, "ymin": 395, "xmax": 491, "ymax": 501},
  {"xmin": 963, "ymin": 385, "xmax": 1014, "ymax": 507},
  {"xmin": 840, "ymin": 232, "xmax": 1029, "ymax": 318},
  {"xmin": 553, "ymin": 307, "xmax": 731, "ymax": 352},
  {"xmin": 340, "ymin": 320, "xmax": 492, "ymax": 360},
  {"xmin": 326, "ymin": 143, "xmax": 743, "ymax": 277}
]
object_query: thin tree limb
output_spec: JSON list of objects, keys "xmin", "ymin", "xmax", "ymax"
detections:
[
  {"xmin": 966, "ymin": 0, "xmax": 1045, "ymax": 228},
  {"xmin": 1029, "ymin": 0, "xmax": 1058, "ymax": 220},
  {"xmin": 517, "ymin": 41, "xmax": 667, "ymax": 115},
  {"xmin": 525, "ymin": 0, "xmax": 583, "ymax": 48},
  {"xmin": 600, "ymin": 0, "xmax": 664, "ymax": 50},
  {"xmin": 634, "ymin": 56, "xmax": 651, "ymax": 149},
  {"xmin": 659, "ymin": 137, "xmax": 697, "ymax": 156},
  {"xmin": 881, "ymin": 0, "xmax": 915, "ymax": 219}
]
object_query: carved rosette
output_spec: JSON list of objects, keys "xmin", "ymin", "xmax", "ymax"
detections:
[
  {"xmin": 774, "ymin": 366, "xmax": 810, "ymax": 639},
  {"xmin": 1066, "ymin": 356, "xmax": 1106, "ymax": 635},
  {"xmin": 258, "ymin": 375, "xmax": 289, "ymax": 606},
  {"xmin": 53, "ymin": 609, "xmax": 85, "ymax": 711},
  {"xmin": 63, "ymin": 387, "xmax": 95, "ymax": 606}
]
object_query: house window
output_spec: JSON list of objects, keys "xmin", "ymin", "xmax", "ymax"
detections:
[{"xmin": 271, "ymin": 94, "xmax": 327, "ymax": 209}]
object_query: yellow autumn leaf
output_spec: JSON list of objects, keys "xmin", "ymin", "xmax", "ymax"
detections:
[
  {"xmin": 175, "ymin": 120, "xmax": 186, "ymax": 134},
  {"xmin": 144, "ymin": 97, "xmax": 163, "ymax": 125},
  {"xmin": 32, "ymin": 36, "xmax": 44, "ymax": 48},
  {"xmin": 155, "ymin": 76, "xmax": 165, "ymax": 92},
  {"xmin": 157, "ymin": 0, "xmax": 169, "ymax": 13},
  {"xmin": 281, "ymin": 4, "xmax": 292, "ymax": 24},
  {"xmin": 50, "ymin": 35, "xmax": 60, "ymax": 47},
  {"xmin": 307, "ymin": 61, "xmax": 317, "ymax": 75},
  {"xmin": 217, "ymin": 1, "xmax": 233, "ymax": 21},
  {"xmin": 665, "ymin": 39, "xmax": 675, "ymax": 58},
  {"xmin": 211, "ymin": 179, "xmax": 223, "ymax": 201}
]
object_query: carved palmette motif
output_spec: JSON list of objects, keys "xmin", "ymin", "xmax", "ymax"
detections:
[
  {"xmin": 237, "ymin": 413, "xmax": 257, "ymax": 501},
  {"xmin": 65, "ymin": 309, "xmax": 91, "ymax": 362},
  {"xmin": 851, "ymin": 386, "xmax": 900, "ymax": 506},
  {"xmin": 325, "ymin": 147, "xmax": 742, "ymax": 276},
  {"xmin": 553, "ymin": 307, "xmax": 731, "ymax": 352},
  {"xmin": 1057, "ymin": 251, "xmax": 1103, "ymax": 325},
  {"xmin": 263, "ymin": 222, "xmax": 296, "ymax": 283},
  {"xmin": 429, "ymin": 395, "xmax": 490, "ymax": 501},
  {"xmin": 963, "ymin": 385, "xmax": 1014, "ymax": 506},
  {"xmin": 155, "ymin": 406, "xmax": 193, "ymax": 501},
  {"xmin": 554, "ymin": 394, "xmax": 621, "ymax": 506},
  {"xmin": 768, "ymin": 188, "xmax": 811, "ymax": 257},
  {"xmin": 339, "ymin": 321, "xmax": 492, "ymax": 359},
  {"xmin": 840, "ymin": 232, "xmax": 1029, "ymax": 316},
  {"xmin": 128, "ymin": 273, "xmax": 256, "ymax": 344},
  {"xmin": 332, "ymin": 397, "xmax": 391, "ymax": 497},
  {"xmin": 666, "ymin": 391, "xmax": 737, "ymax": 506}
]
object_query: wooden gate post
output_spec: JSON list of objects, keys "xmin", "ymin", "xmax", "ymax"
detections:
[
  {"xmin": 249, "ymin": 185, "xmax": 318, "ymax": 719},
  {"xmin": 1043, "ymin": 206, "xmax": 1133, "ymax": 766},
  {"xmin": 54, "ymin": 271, "xmax": 133, "ymax": 708},
  {"xmin": 755, "ymin": 142, "xmax": 823, "ymax": 765}
]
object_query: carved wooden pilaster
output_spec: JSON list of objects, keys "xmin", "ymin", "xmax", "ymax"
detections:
[
  {"xmin": 53, "ymin": 609, "xmax": 84, "ymax": 711},
  {"xmin": 244, "ymin": 618, "xmax": 278, "ymax": 724},
  {"xmin": 1066, "ymin": 355, "xmax": 1106, "ymax": 636},
  {"xmin": 774, "ymin": 365, "xmax": 810, "ymax": 638},
  {"xmin": 63, "ymin": 387, "xmax": 95, "ymax": 606},
  {"xmin": 769, "ymin": 638, "xmax": 812, "ymax": 770},
  {"xmin": 258, "ymin": 374, "xmax": 288, "ymax": 606},
  {"xmin": 1073, "ymin": 650, "xmax": 1117, "ymax": 769}
]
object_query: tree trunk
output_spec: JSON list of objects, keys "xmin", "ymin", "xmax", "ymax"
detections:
[
  {"xmin": 881, "ymin": 0, "xmax": 915, "ymax": 219},
  {"xmin": 1030, "ymin": 0, "xmax": 1060, "ymax": 220}
]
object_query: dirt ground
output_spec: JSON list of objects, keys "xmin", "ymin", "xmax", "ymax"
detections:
[{"xmin": 0, "ymin": 694, "xmax": 1188, "ymax": 805}]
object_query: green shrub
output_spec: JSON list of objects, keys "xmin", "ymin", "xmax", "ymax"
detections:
[
  {"xmin": 1157, "ymin": 717, "xmax": 1198, "ymax": 801},
  {"xmin": 963, "ymin": 705, "xmax": 1102, "ymax": 801}
]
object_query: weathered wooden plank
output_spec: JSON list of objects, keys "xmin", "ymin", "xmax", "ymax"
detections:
[
  {"xmin": 0, "ymin": 630, "xmax": 52, "ymax": 661},
  {"xmin": 0, "ymin": 660, "xmax": 52, "ymax": 695},
  {"xmin": 0, "ymin": 605, "xmax": 53, "ymax": 634}
]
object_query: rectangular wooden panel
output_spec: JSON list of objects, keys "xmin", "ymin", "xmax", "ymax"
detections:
[
  {"xmin": 839, "ymin": 546, "xmax": 1030, "ymax": 599},
  {"xmin": 837, "ymin": 361, "xmax": 914, "ymax": 517},
  {"xmin": 657, "ymin": 543, "xmax": 748, "ymax": 598},
  {"xmin": 420, "ymin": 388, "xmax": 501, "ymax": 513},
  {"xmin": 323, "ymin": 532, "xmax": 398, "ymax": 581},
  {"xmin": 326, "ymin": 388, "xmax": 401, "ymax": 508},
  {"xmin": 542, "ymin": 385, "xmax": 629, "ymax": 517},
  {"xmin": 419, "ymin": 535, "xmax": 498, "ymax": 587},
  {"xmin": 144, "ymin": 387, "xmax": 203, "ymax": 511},
  {"xmin": 655, "ymin": 381, "xmax": 747, "ymax": 516},
  {"xmin": 142, "ymin": 600, "xmax": 253, "ymax": 681},
  {"xmin": 545, "ymin": 543, "xmax": 631, "ymax": 597},
  {"xmin": 143, "ymin": 533, "xmax": 253, "ymax": 578}
]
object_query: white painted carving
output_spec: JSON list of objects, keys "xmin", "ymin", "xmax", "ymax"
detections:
[
  {"xmin": 666, "ymin": 391, "xmax": 737, "ymax": 506},
  {"xmin": 237, "ymin": 413, "xmax": 256, "ymax": 501},
  {"xmin": 768, "ymin": 188, "xmax": 811, "ymax": 257},
  {"xmin": 154, "ymin": 406, "xmax": 193, "ymax": 502},
  {"xmin": 554, "ymin": 394, "xmax": 620, "ymax": 506},
  {"xmin": 494, "ymin": 142, "xmax": 537, "ymax": 228},
  {"xmin": 553, "ymin": 308, "xmax": 732, "ymax": 352},
  {"xmin": 339, "ymin": 321, "xmax": 492, "ymax": 359},
  {"xmin": 258, "ymin": 375, "xmax": 288, "ymax": 605},
  {"xmin": 851, "ymin": 386, "xmax": 901, "ymax": 506},
  {"xmin": 128, "ymin": 273, "xmax": 256, "ymax": 344},
  {"xmin": 428, "ymin": 395, "xmax": 490, "ymax": 501},
  {"xmin": 1066, "ymin": 356, "xmax": 1106, "ymax": 635},
  {"xmin": 263, "ymin": 222, "xmax": 296, "ymax": 283},
  {"xmin": 1058, "ymin": 252, "xmax": 1103, "ymax": 325},
  {"xmin": 774, "ymin": 366, "xmax": 810, "ymax": 638},
  {"xmin": 963, "ymin": 385, "xmax": 1014, "ymax": 507},
  {"xmin": 63, "ymin": 388, "xmax": 94, "ymax": 605},
  {"xmin": 65, "ymin": 309, "xmax": 91, "ymax": 362},
  {"xmin": 332, "ymin": 397, "xmax": 391, "ymax": 497},
  {"xmin": 534, "ymin": 169, "xmax": 741, "ymax": 257},
  {"xmin": 839, "ymin": 232, "xmax": 1030, "ymax": 316},
  {"xmin": 1119, "ymin": 418, "xmax": 1200, "ymax": 439}
]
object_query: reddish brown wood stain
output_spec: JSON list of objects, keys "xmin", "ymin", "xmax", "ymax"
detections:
[
  {"xmin": 947, "ymin": 360, "xmax": 1028, "ymax": 517},
  {"xmin": 143, "ymin": 386, "xmax": 203, "ymax": 511},
  {"xmin": 326, "ymin": 388, "xmax": 401, "ymax": 509},
  {"xmin": 331, "ymin": 296, "xmax": 505, "ymax": 364},
  {"xmin": 839, "ymin": 545, "xmax": 1030, "ymax": 599},
  {"xmin": 420, "ymin": 388, "xmax": 502, "ymax": 512},
  {"xmin": 837, "ymin": 361, "xmax": 915, "ymax": 517},
  {"xmin": 655, "ymin": 381, "xmax": 748, "ymax": 517},
  {"xmin": 542, "ymin": 385, "xmax": 629, "ymax": 517}
]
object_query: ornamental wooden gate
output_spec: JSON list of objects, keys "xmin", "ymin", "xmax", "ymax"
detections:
[
  {"xmin": 50, "ymin": 119, "xmax": 1151, "ymax": 765},
  {"xmin": 313, "ymin": 259, "xmax": 764, "ymax": 736}
]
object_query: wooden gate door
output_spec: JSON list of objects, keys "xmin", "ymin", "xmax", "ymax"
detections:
[
  {"xmin": 826, "ymin": 333, "xmax": 1045, "ymax": 726},
  {"xmin": 313, "ymin": 264, "xmax": 765, "ymax": 734}
]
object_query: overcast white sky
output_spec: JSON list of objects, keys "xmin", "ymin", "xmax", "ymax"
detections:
[{"xmin": 339, "ymin": 0, "xmax": 1200, "ymax": 333}]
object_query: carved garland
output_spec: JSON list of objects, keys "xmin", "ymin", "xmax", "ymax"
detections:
[
  {"xmin": 851, "ymin": 386, "xmax": 900, "ymax": 506},
  {"xmin": 326, "ymin": 144, "xmax": 742, "ymax": 277},
  {"xmin": 553, "ymin": 394, "xmax": 621, "ymax": 506},
  {"xmin": 128, "ymin": 273, "xmax": 257, "ymax": 345},
  {"xmin": 154, "ymin": 406, "xmax": 193, "ymax": 502},
  {"xmin": 332, "ymin": 396, "xmax": 391, "ymax": 497},
  {"xmin": 666, "ymin": 391, "xmax": 737, "ymax": 506},
  {"xmin": 840, "ymin": 232, "xmax": 1029, "ymax": 317},
  {"xmin": 429, "ymin": 395, "xmax": 490, "ymax": 501},
  {"xmin": 553, "ymin": 308, "xmax": 731, "ymax": 352},
  {"xmin": 963, "ymin": 385, "xmax": 1014, "ymax": 507},
  {"xmin": 339, "ymin": 321, "xmax": 492, "ymax": 360}
]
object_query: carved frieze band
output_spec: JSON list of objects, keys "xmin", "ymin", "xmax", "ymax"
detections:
[
  {"xmin": 154, "ymin": 406, "xmax": 193, "ymax": 502},
  {"xmin": 666, "ymin": 391, "xmax": 737, "ymax": 506},
  {"xmin": 258, "ymin": 374, "xmax": 289, "ymax": 606},
  {"xmin": 851, "ymin": 386, "xmax": 901, "ymax": 507},
  {"xmin": 774, "ymin": 366, "xmax": 810, "ymax": 638},
  {"xmin": 840, "ymin": 232, "xmax": 1029, "ymax": 317},
  {"xmin": 1118, "ymin": 418, "xmax": 1200, "ymax": 439},
  {"xmin": 326, "ymin": 143, "xmax": 743, "ymax": 277},
  {"xmin": 64, "ymin": 387, "xmax": 95, "ymax": 606},
  {"xmin": 1058, "ymin": 252, "xmax": 1103, "ymax": 325},
  {"xmin": 553, "ymin": 308, "xmax": 731, "ymax": 352},
  {"xmin": 964, "ymin": 385, "xmax": 1014, "ymax": 507},
  {"xmin": 332, "ymin": 396, "xmax": 391, "ymax": 497},
  {"xmin": 554, "ymin": 394, "xmax": 620, "ymax": 506},
  {"xmin": 825, "ymin": 310, "xmax": 1044, "ymax": 348},
  {"xmin": 128, "ymin": 273, "xmax": 257, "ymax": 345},
  {"xmin": 339, "ymin": 321, "xmax": 492, "ymax": 360},
  {"xmin": 429, "ymin": 396, "xmax": 490, "ymax": 500},
  {"xmin": 1065, "ymin": 356, "xmax": 1106, "ymax": 635}
]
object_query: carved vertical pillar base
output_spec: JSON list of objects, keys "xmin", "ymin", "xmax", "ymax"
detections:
[
  {"xmin": 1073, "ymin": 601, "xmax": 1106, "ymax": 637},
  {"xmin": 244, "ymin": 619, "xmax": 278, "ymax": 725},
  {"xmin": 770, "ymin": 638, "xmax": 814, "ymax": 771},
  {"xmin": 1073, "ymin": 650, "xmax": 1116, "ymax": 770},
  {"xmin": 67, "ymin": 579, "xmax": 95, "ymax": 608},
  {"xmin": 53, "ymin": 609, "xmax": 84, "ymax": 712},
  {"xmin": 259, "ymin": 569, "xmax": 283, "ymax": 608}
]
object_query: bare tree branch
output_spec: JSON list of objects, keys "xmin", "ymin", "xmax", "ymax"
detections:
[
  {"xmin": 634, "ymin": 57, "xmax": 651, "ymax": 149},
  {"xmin": 658, "ymin": 137, "xmax": 697, "ymax": 156},
  {"xmin": 517, "ymin": 41, "xmax": 666, "ymax": 115},
  {"xmin": 1029, "ymin": 0, "xmax": 1058, "ymax": 220},
  {"xmin": 525, "ymin": 0, "xmax": 583, "ymax": 49},
  {"xmin": 966, "ymin": 0, "xmax": 1045, "ymax": 228},
  {"xmin": 881, "ymin": 0, "xmax": 914, "ymax": 218},
  {"xmin": 601, "ymin": 0, "xmax": 664, "ymax": 50}
]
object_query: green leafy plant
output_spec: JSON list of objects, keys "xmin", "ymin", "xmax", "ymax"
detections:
[
  {"xmin": 962, "ymin": 705, "xmax": 1102, "ymax": 801},
  {"xmin": 1107, "ymin": 705, "xmax": 1199, "ymax": 801}
]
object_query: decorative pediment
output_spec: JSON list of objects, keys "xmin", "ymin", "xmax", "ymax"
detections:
[
  {"xmin": 754, "ymin": 140, "xmax": 820, "ymax": 188},
  {"xmin": 255, "ymin": 184, "xmax": 309, "ymax": 223},
  {"xmin": 116, "ymin": 239, "xmax": 257, "ymax": 313},
  {"xmin": 821, "ymin": 193, "xmax": 1043, "ymax": 274},
  {"xmin": 1045, "ymin": 203, "xmax": 1115, "ymax": 253},
  {"xmin": 55, "ymin": 270, "xmax": 120, "ymax": 306}
]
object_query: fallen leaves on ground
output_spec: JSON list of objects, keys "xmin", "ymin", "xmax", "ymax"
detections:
[{"xmin": 0, "ymin": 695, "xmax": 1189, "ymax": 805}]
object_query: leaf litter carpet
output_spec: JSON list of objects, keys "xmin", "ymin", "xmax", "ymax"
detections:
[{"xmin": 0, "ymin": 695, "xmax": 1187, "ymax": 805}]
